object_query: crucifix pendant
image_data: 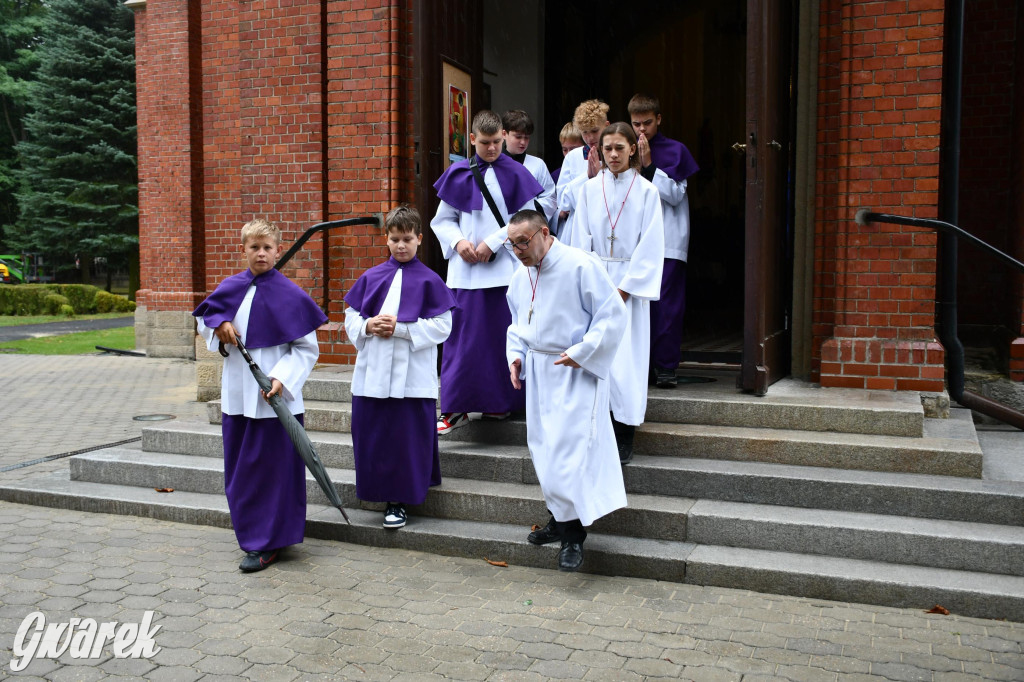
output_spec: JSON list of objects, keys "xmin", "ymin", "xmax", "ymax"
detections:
[
  {"xmin": 528, "ymin": 304, "xmax": 533, "ymax": 323},
  {"xmin": 608, "ymin": 232, "xmax": 617, "ymax": 257}
]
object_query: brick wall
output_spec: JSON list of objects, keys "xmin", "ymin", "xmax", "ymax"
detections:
[
  {"xmin": 813, "ymin": 0, "xmax": 946, "ymax": 391},
  {"xmin": 135, "ymin": 0, "xmax": 416, "ymax": 364},
  {"xmin": 320, "ymin": 0, "xmax": 416, "ymax": 364}
]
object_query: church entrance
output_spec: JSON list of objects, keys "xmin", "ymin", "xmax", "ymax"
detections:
[
  {"xmin": 415, "ymin": 0, "xmax": 796, "ymax": 393},
  {"xmin": 537, "ymin": 0, "xmax": 750, "ymax": 372}
]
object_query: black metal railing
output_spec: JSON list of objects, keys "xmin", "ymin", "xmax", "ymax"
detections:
[
  {"xmin": 856, "ymin": 209, "xmax": 1024, "ymax": 430},
  {"xmin": 275, "ymin": 216, "xmax": 381, "ymax": 314}
]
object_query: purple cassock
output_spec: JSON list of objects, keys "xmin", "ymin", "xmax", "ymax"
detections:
[
  {"xmin": 194, "ymin": 268, "xmax": 327, "ymax": 552},
  {"xmin": 432, "ymin": 154, "xmax": 541, "ymax": 415},
  {"xmin": 647, "ymin": 134, "xmax": 700, "ymax": 372},
  {"xmin": 440, "ymin": 287, "xmax": 525, "ymax": 414},
  {"xmin": 344, "ymin": 257, "xmax": 456, "ymax": 504}
]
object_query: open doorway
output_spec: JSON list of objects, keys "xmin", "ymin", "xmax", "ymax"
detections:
[{"xmin": 482, "ymin": 0, "xmax": 749, "ymax": 365}]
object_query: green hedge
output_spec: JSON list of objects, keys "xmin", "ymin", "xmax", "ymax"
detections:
[
  {"xmin": 0, "ymin": 284, "xmax": 135, "ymax": 316},
  {"xmin": 95, "ymin": 290, "xmax": 136, "ymax": 313}
]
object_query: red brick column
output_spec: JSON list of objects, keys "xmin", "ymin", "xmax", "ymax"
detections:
[
  {"xmin": 132, "ymin": 0, "xmax": 206, "ymax": 357},
  {"xmin": 813, "ymin": 0, "xmax": 946, "ymax": 391}
]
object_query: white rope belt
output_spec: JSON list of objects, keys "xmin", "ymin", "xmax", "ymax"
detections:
[
  {"xmin": 598, "ymin": 256, "xmax": 631, "ymax": 262},
  {"xmin": 527, "ymin": 349, "xmax": 564, "ymax": 356}
]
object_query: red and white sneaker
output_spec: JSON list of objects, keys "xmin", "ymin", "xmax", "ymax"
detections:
[{"xmin": 437, "ymin": 412, "xmax": 470, "ymax": 435}]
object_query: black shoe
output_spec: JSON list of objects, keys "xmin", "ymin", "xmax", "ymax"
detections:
[
  {"xmin": 239, "ymin": 549, "xmax": 279, "ymax": 573},
  {"xmin": 612, "ymin": 420, "xmax": 635, "ymax": 465},
  {"xmin": 558, "ymin": 541, "xmax": 584, "ymax": 572},
  {"xmin": 655, "ymin": 368, "xmax": 677, "ymax": 389},
  {"xmin": 528, "ymin": 517, "xmax": 561, "ymax": 545}
]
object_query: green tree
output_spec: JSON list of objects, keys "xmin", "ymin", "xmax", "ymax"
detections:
[
  {"xmin": 8, "ymin": 0, "xmax": 135, "ymax": 285},
  {"xmin": 0, "ymin": 0, "xmax": 46, "ymax": 241}
]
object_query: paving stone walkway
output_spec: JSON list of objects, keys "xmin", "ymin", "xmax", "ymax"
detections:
[{"xmin": 0, "ymin": 355, "xmax": 1021, "ymax": 680}]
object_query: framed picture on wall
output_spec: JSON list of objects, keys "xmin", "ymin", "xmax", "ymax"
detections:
[{"xmin": 443, "ymin": 61, "xmax": 471, "ymax": 169}]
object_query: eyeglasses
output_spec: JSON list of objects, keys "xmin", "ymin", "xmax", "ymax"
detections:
[{"xmin": 503, "ymin": 226, "xmax": 544, "ymax": 253}]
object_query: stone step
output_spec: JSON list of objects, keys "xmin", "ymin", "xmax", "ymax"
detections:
[
  {"xmin": 69, "ymin": 446, "xmax": 694, "ymax": 541},
  {"xmin": 634, "ymin": 378, "xmax": 924, "ymax": 437},
  {"xmin": 143, "ymin": 419, "xmax": 1024, "ymax": 526},
  {"xmin": 300, "ymin": 368, "xmax": 927, "ymax": 437},
  {"xmin": 636, "ymin": 409, "xmax": 981, "ymax": 477},
  {"xmin": 686, "ymin": 500, "xmax": 1024, "ymax": 577},
  {"xmin": 70, "ymin": 447, "xmax": 1024, "ymax": 576},
  {"xmin": 201, "ymin": 401, "xmax": 982, "ymax": 477},
  {"xmin": 3, "ymin": 471, "xmax": 1022, "ymax": 621}
]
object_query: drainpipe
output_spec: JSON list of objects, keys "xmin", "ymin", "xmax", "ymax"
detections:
[
  {"xmin": 937, "ymin": 0, "xmax": 964, "ymax": 401},
  {"xmin": 937, "ymin": 0, "xmax": 1024, "ymax": 429}
]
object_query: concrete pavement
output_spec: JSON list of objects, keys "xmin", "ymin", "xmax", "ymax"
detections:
[{"xmin": 0, "ymin": 354, "xmax": 1022, "ymax": 680}]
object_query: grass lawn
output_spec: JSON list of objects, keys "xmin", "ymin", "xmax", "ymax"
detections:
[
  {"xmin": 0, "ymin": 312, "xmax": 134, "ymax": 327},
  {"xmin": 0, "ymin": 326, "xmax": 136, "ymax": 355}
]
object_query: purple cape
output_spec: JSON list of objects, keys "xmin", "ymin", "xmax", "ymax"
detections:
[
  {"xmin": 433, "ymin": 153, "xmax": 543, "ymax": 214},
  {"xmin": 648, "ymin": 133, "xmax": 699, "ymax": 183},
  {"xmin": 193, "ymin": 268, "xmax": 328, "ymax": 349},
  {"xmin": 344, "ymin": 256, "xmax": 456, "ymax": 322}
]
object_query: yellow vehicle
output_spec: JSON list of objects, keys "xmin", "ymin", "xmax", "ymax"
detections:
[{"xmin": 0, "ymin": 261, "xmax": 10, "ymax": 284}]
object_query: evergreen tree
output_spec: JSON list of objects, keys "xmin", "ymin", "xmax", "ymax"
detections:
[
  {"xmin": 0, "ymin": 0, "xmax": 45, "ymax": 241},
  {"xmin": 8, "ymin": 0, "xmax": 135, "ymax": 282}
]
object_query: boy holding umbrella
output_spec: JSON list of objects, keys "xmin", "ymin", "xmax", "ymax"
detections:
[{"xmin": 194, "ymin": 218, "xmax": 325, "ymax": 572}]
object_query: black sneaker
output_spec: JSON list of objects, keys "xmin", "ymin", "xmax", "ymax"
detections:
[
  {"xmin": 655, "ymin": 368, "xmax": 677, "ymax": 388},
  {"xmin": 383, "ymin": 503, "xmax": 407, "ymax": 529},
  {"xmin": 527, "ymin": 516, "xmax": 561, "ymax": 545},
  {"xmin": 239, "ymin": 549, "xmax": 279, "ymax": 572}
]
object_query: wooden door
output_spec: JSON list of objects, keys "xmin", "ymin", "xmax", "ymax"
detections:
[
  {"xmin": 740, "ymin": 0, "xmax": 794, "ymax": 394},
  {"xmin": 413, "ymin": 0, "xmax": 483, "ymax": 273}
]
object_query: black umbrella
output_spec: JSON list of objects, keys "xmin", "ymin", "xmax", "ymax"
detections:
[{"xmin": 219, "ymin": 339, "xmax": 350, "ymax": 523}]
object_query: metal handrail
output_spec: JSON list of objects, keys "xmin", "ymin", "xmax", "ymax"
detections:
[
  {"xmin": 856, "ymin": 209, "xmax": 1024, "ymax": 430},
  {"xmin": 276, "ymin": 216, "xmax": 381, "ymax": 271},
  {"xmin": 855, "ymin": 210, "xmax": 1024, "ymax": 274},
  {"xmin": 275, "ymin": 216, "xmax": 381, "ymax": 316}
]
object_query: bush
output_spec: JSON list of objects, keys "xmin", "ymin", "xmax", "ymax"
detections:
[
  {"xmin": 0, "ymin": 283, "xmax": 132, "ymax": 315},
  {"xmin": 59, "ymin": 304, "xmax": 75, "ymax": 317},
  {"xmin": 95, "ymin": 290, "xmax": 135, "ymax": 313},
  {"xmin": 44, "ymin": 293, "xmax": 70, "ymax": 315},
  {"xmin": 0, "ymin": 284, "xmax": 51, "ymax": 315},
  {"xmin": 51, "ymin": 284, "xmax": 99, "ymax": 314}
]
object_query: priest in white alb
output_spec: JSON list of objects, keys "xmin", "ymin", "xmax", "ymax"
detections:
[
  {"xmin": 570, "ymin": 122, "xmax": 665, "ymax": 465},
  {"xmin": 505, "ymin": 209, "xmax": 628, "ymax": 572}
]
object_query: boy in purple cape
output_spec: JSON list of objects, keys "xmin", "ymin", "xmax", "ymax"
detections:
[
  {"xmin": 629, "ymin": 94, "xmax": 700, "ymax": 389},
  {"xmin": 193, "ymin": 218, "xmax": 326, "ymax": 573},
  {"xmin": 344, "ymin": 206, "xmax": 456, "ymax": 529},
  {"xmin": 431, "ymin": 109, "xmax": 544, "ymax": 434}
]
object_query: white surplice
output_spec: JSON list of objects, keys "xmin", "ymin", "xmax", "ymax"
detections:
[
  {"xmin": 344, "ymin": 269, "xmax": 453, "ymax": 400},
  {"xmin": 649, "ymin": 169, "xmax": 691, "ymax": 262},
  {"xmin": 506, "ymin": 238, "xmax": 628, "ymax": 526},
  {"xmin": 522, "ymin": 154, "xmax": 557, "ymax": 228},
  {"xmin": 196, "ymin": 284, "xmax": 319, "ymax": 419},
  {"xmin": 555, "ymin": 145, "xmax": 589, "ymax": 246},
  {"xmin": 570, "ymin": 168, "xmax": 665, "ymax": 425},
  {"xmin": 430, "ymin": 165, "xmax": 537, "ymax": 290}
]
